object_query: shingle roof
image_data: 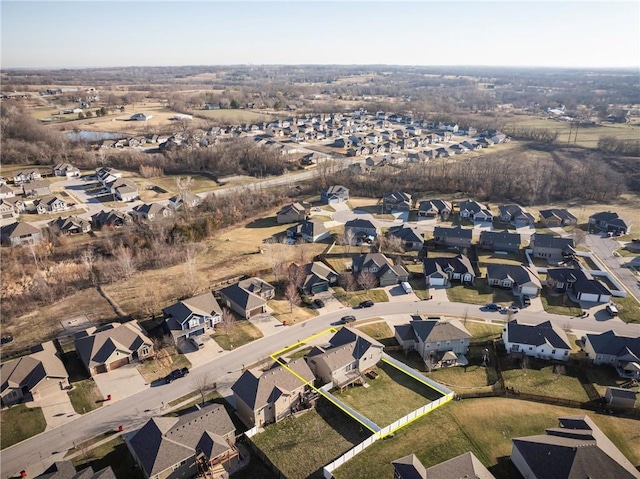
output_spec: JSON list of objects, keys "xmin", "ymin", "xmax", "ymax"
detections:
[
  {"xmin": 163, "ymin": 292, "xmax": 222, "ymax": 324},
  {"xmin": 606, "ymin": 386, "xmax": 637, "ymax": 401},
  {"xmin": 423, "ymin": 254, "xmax": 474, "ymax": 277},
  {"xmin": 35, "ymin": 460, "xmax": 115, "ymax": 479},
  {"xmin": 425, "ymin": 451, "xmax": 495, "ymax": 479},
  {"xmin": 505, "ymin": 320, "xmax": 570, "ymax": 349},
  {"xmin": 392, "ymin": 454, "xmax": 427, "ymax": 479},
  {"xmin": 345, "ymin": 218, "xmax": 377, "ymax": 230},
  {"xmin": 584, "ymin": 330, "xmax": 640, "ymax": 360},
  {"xmin": 383, "ymin": 191, "xmax": 411, "ymax": 204},
  {"xmin": 408, "ymin": 318, "xmax": 472, "ymax": 343},
  {"xmin": 220, "ymin": 282, "xmax": 266, "ymax": 312},
  {"xmin": 531, "ymin": 233, "xmax": 574, "ymax": 251},
  {"xmin": 546, "ymin": 268, "xmax": 612, "ymax": 296},
  {"xmin": 1, "ymin": 221, "xmax": 41, "ymax": 238},
  {"xmin": 479, "ymin": 230, "xmax": 521, "ymax": 246},
  {"xmin": 310, "ymin": 327, "xmax": 384, "ymax": 372},
  {"xmin": 539, "ymin": 209, "xmax": 577, "ymax": 222},
  {"xmin": 487, "ymin": 264, "xmax": 540, "ymax": 288},
  {"xmin": 434, "ymin": 226, "xmax": 473, "ymax": 240},
  {"xmin": 458, "ymin": 200, "xmax": 487, "ymax": 214},
  {"xmin": 388, "ymin": 225, "xmax": 423, "ymax": 244},
  {"xmin": 418, "ymin": 199, "xmax": 452, "ymax": 213}
]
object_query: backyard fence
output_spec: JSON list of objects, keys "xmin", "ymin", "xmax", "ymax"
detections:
[{"xmin": 243, "ymin": 429, "xmax": 289, "ymax": 479}]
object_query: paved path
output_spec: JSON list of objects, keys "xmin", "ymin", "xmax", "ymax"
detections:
[{"xmin": 4, "ymin": 299, "xmax": 639, "ymax": 478}]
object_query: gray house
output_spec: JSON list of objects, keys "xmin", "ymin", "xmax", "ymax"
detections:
[
  {"xmin": 395, "ymin": 317, "xmax": 472, "ymax": 366},
  {"xmin": 458, "ymin": 200, "xmax": 492, "ymax": 222},
  {"xmin": 423, "ymin": 254, "xmax": 474, "ymax": 286},
  {"xmin": 539, "ymin": 208, "xmax": 578, "ymax": 227},
  {"xmin": 287, "ymin": 219, "xmax": 329, "ymax": 243},
  {"xmin": 218, "ymin": 277, "xmax": 274, "ymax": 319},
  {"xmin": 382, "ymin": 191, "xmax": 412, "ymax": 212},
  {"xmin": 163, "ymin": 292, "xmax": 222, "ymax": 343},
  {"xmin": 48, "ymin": 216, "xmax": 91, "ymax": 235},
  {"xmin": 34, "ymin": 461, "xmax": 115, "ymax": 479},
  {"xmin": 546, "ymin": 268, "xmax": 611, "ymax": 303},
  {"xmin": 321, "ymin": 185, "xmax": 349, "ymax": 204},
  {"xmin": 529, "ymin": 233, "xmax": 575, "ymax": 263},
  {"xmin": 0, "ymin": 221, "xmax": 43, "ymax": 247},
  {"xmin": 583, "ymin": 330, "xmax": 640, "ymax": 379},
  {"xmin": 498, "ymin": 204, "xmax": 535, "ymax": 227},
  {"xmin": 276, "ymin": 202, "xmax": 310, "ymax": 224},
  {"xmin": 486, "ymin": 264, "xmax": 542, "ymax": 297},
  {"xmin": 417, "ymin": 199, "xmax": 452, "ymax": 220},
  {"xmin": 352, "ymin": 253, "xmax": 409, "ymax": 287},
  {"xmin": 478, "ymin": 231, "xmax": 521, "ymax": 253},
  {"xmin": 433, "ymin": 226, "xmax": 473, "ymax": 249},
  {"xmin": 588, "ymin": 211, "xmax": 630, "ymax": 235},
  {"xmin": 22, "ymin": 180, "xmax": 51, "ymax": 198},
  {"xmin": 344, "ymin": 218, "xmax": 378, "ymax": 244},
  {"xmin": 387, "ymin": 225, "xmax": 424, "ymax": 251},
  {"xmin": 290, "ymin": 261, "xmax": 338, "ymax": 295},
  {"xmin": 392, "ymin": 452, "xmax": 495, "ymax": 479},
  {"xmin": 126, "ymin": 404, "xmax": 238, "ymax": 479}
]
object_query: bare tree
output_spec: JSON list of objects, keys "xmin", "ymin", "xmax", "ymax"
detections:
[
  {"xmin": 284, "ymin": 281, "xmax": 301, "ymax": 312},
  {"xmin": 191, "ymin": 372, "xmax": 216, "ymax": 406},
  {"xmin": 378, "ymin": 234, "xmax": 405, "ymax": 254},
  {"xmin": 217, "ymin": 308, "xmax": 236, "ymax": 335},
  {"xmin": 263, "ymin": 238, "xmax": 288, "ymax": 282},
  {"xmin": 337, "ymin": 229, "xmax": 356, "ymax": 254},
  {"xmin": 357, "ymin": 271, "xmax": 378, "ymax": 291},
  {"xmin": 114, "ymin": 246, "xmax": 136, "ymax": 278},
  {"xmin": 340, "ymin": 272, "xmax": 357, "ymax": 292},
  {"xmin": 80, "ymin": 248, "xmax": 98, "ymax": 286},
  {"xmin": 572, "ymin": 228, "xmax": 587, "ymax": 247},
  {"xmin": 181, "ymin": 244, "xmax": 200, "ymax": 298}
]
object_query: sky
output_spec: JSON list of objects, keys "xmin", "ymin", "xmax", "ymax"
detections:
[{"xmin": 1, "ymin": 1, "xmax": 639, "ymax": 69}]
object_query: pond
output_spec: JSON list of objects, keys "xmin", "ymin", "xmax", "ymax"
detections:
[{"xmin": 65, "ymin": 130, "xmax": 127, "ymax": 142}]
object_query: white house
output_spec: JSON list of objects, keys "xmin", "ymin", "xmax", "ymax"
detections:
[{"xmin": 502, "ymin": 320, "xmax": 571, "ymax": 361}]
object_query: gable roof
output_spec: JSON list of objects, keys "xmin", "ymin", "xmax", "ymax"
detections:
[
  {"xmin": 1, "ymin": 221, "xmax": 41, "ymax": 238},
  {"xmin": 407, "ymin": 318, "xmax": 472, "ymax": 343},
  {"xmin": 128, "ymin": 404, "xmax": 234, "ymax": 477},
  {"xmin": 392, "ymin": 454, "xmax": 426, "ymax": 479},
  {"xmin": 219, "ymin": 278, "xmax": 273, "ymax": 311},
  {"xmin": 163, "ymin": 292, "xmax": 222, "ymax": 324},
  {"xmin": 479, "ymin": 230, "xmax": 521, "ymax": 246},
  {"xmin": 458, "ymin": 200, "xmax": 487, "ymax": 214},
  {"xmin": 546, "ymin": 268, "xmax": 612, "ymax": 296},
  {"xmin": 418, "ymin": 199, "xmax": 452, "ymax": 213},
  {"xmin": 300, "ymin": 219, "xmax": 328, "ymax": 237},
  {"xmin": 2, "ymin": 341, "xmax": 68, "ymax": 395},
  {"xmin": 322, "ymin": 185, "xmax": 349, "ymax": 197},
  {"xmin": 345, "ymin": 218, "xmax": 377, "ymax": 230},
  {"xmin": 487, "ymin": 264, "xmax": 540, "ymax": 287},
  {"xmin": 531, "ymin": 233, "xmax": 575, "ymax": 251},
  {"xmin": 48, "ymin": 216, "xmax": 90, "ymax": 232},
  {"xmin": 423, "ymin": 254, "xmax": 474, "ymax": 277},
  {"xmin": 426, "ymin": 451, "xmax": 495, "ymax": 479},
  {"xmin": 511, "ymin": 415, "xmax": 639, "ymax": 479},
  {"xmin": 383, "ymin": 191, "xmax": 412, "ymax": 203},
  {"xmin": 35, "ymin": 461, "xmax": 116, "ymax": 479},
  {"xmin": 388, "ymin": 225, "xmax": 423, "ymax": 244},
  {"xmin": 539, "ymin": 208, "xmax": 577, "ymax": 222},
  {"xmin": 308, "ymin": 327, "xmax": 384, "ymax": 372},
  {"xmin": 584, "ymin": 330, "xmax": 640, "ymax": 360},
  {"xmin": 505, "ymin": 320, "xmax": 570, "ymax": 350},
  {"xmin": 434, "ymin": 226, "xmax": 473, "ymax": 240},
  {"xmin": 232, "ymin": 357, "xmax": 314, "ymax": 411}
]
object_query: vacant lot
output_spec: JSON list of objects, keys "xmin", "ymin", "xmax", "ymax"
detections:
[
  {"xmin": 252, "ymin": 400, "xmax": 370, "ymax": 479},
  {"xmin": 194, "ymin": 109, "xmax": 276, "ymax": 123},
  {"xmin": 333, "ymin": 287, "xmax": 389, "ymax": 307},
  {"xmin": 333, "ymin": 398, "xmax": 640, "ymax": 479},
  {"xmin": 210, "ymin": 320, "xmax": 263, "ymax": 350},
  {"xmin": 446, "ymin": 281, "xmax": 514, "ymax": 305},
  {"xmin": 465, "ymin": 322, "xmax": 504, "ymax": 344},
  {"xmin": 0, "ymin": 404, "xmax": 46, "ymax": 449},
  {"xmin": 333, "ymin": 362, "xmax": 444, "ymax": 427},
  {"xmin": 268, "ymin": 298, "xmax": 318, "ymax": 325}
]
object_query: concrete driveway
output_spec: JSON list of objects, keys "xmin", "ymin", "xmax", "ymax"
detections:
[
  {"xmin": 311, "ymin": 289, "xmax": 347, "ymax": 313},
  {"xmin": 92, "ymin": 364, "xmax": 148, "ymax": 402},
  {"xmin": 429, "ymin": 285, "xmax": 450, "ymax": 302},
  {"xmin": 248, "ymin": 311, "xmax": 283, "ymax": 336},
  {"xmin": 176, "ymin": 335, "xmax": 226, "ymax": 368},
  {"xmin": 384, "ymin": 284, "xmax": 420, "ymax": 303},
  {"xmin": 26, "ymin": 387, "xmax": 77, "ymax": 430}
]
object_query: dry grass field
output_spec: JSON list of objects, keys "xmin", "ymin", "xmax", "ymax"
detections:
[{"xmin": 193, "ymin": 109, "xmax": 276, "ymax": 123}]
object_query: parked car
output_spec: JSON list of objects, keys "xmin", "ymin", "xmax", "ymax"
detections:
[
  {"xmin": 164, "ymin": 367, "xmax": 190, "ymax": 384},
  {"xmin": 313, "ymin": 298, "xmax": 325, "ymax": 308},
  {"xmin": 484, "ymin": 303, "xmax": 501, "ymax": 311},
  {"xmin": 341, "ymin": 315, "xmax": 356, "ymax": 324},
  {"xmin": 190, "ymin": 336, "xmax": 205, "ymax": 350},
  {"xmin": 606, "ymin": 304, "xmax": 619, "ymax": 317},
  {"xmin": 359, "ymin": 300, "xmax": 374, "ymax": 308},
  {"xmin": 0, "ymin": 335, "xmax": 14, "ymax": 345},
  {"xmin": 503, "ymin": 305, "xmax": 520, "ymax": 313},
  {"xmin": 522, "ymin": 296, "xmax": 531, "ymax": 306}
]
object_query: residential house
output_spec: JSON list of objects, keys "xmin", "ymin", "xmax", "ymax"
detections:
[
  {"xmin": 498, "ymin": 204, "xmax": 535, "ymax": 228},
  {"xmin": 529, "ymin": 233, "xmax": 575, "ymax": 263},
  {"xmin": 334, "ymin": 137, "xmax": 352, "ymax": 148},
  {"xmin": 383, "ymin": 191, "xmax": 412, "ymax": 212},
  {"xmin": 34, "ymin": 461, "xmax": 115, "ymax": 479},
  {"xmin": 321, "ymin": 185, "xmax": 349, "ymax": 204},
  {"xmin": 22, "ymin": 180, "xmax": 51, "ymax": 198},
  {"xmin": 163, "ymin": 292, "xmax": 222, "ymax": 343},
  {"xmin": 48, "ymin": 216, "xmax": 91, "ymax": 235},
  {"xmin": 167, "ymin": 192, "xmax": 201, "ymax": 210},
  {"xmin": 276, "ymin": 202, "xmax": 310, "ymax": 224},
  {"xmin": 231, "ymin": 357, "xmax": 315, "ymax": 428},
  {"xmin": 96, "ymin": 167, "xmax": 122, "ymax": 185},
  {"xmin": 287, "ymin": 219, "xmax": 329, "ymax": 243},
  {"xmin": 487, "ymin": 264, "xmax": 542, "ymax": 297},
  {"xmin": 0, "ymin": 221, "xmax": 43, "ymax": 247},
  {"xmin": 289, "ymin": 261, "xmax": 338, "ymax": 295},
  {"xmin": 502, "ymin": 320, "xmax": 571, "ymax": 361},
  {"xmin": 131, "ymin": 203, "xmax": 173, "ymax": 221},
  {"xmin": 458, "ymin": 200, "xmax": 492, "ymax": 222},
  {"xmin": 344, "ymin": 218, "xmax": 379, "ymax": 244},
  {"xmin": 13, "ymin": 169, "xmax": 42, "ymax": 185},
  {"xmin": 74, "ymin": 321, "xmax": 154, "ymax": 376},
  {"xmin": 394, "ymin": 317, "xmax": 472, "ymax": 366},
  {"xmin": 605, "ymin": 387, "xmax": 637, "ymax": 409},
  {"xmin": 538, "ymin": 208, "xmax": 578, "ymax": 228},
  {"xmin": 306, "ymin": 327, "xmax": 384, "ymax": 387},
  {"xmin": 1, "ymin": 341, "xmax": 69, "ymax": 407},
  {"xmin": 392, "ymin": 452, "xmax": 495, "ymax": 479},
  {"xmin": 583, "ymin": 330, "xmax": 640, "ymax": 379},
  {"xmin": 126, "ymin": 404, "xmax": 238, "ymax": 479},
  {"xmin": 417, "ymin": 200, "xmax": 452, "ymax": 220},
  {"xmin": 387, "ymin": 225, "xmax": 424, "ymax": 251},
  {"xmin": 218, "ymin": 277, "xmax": 274, "ymax": 319},
  {"xmin": 511, "ymin": 415, "xmax": 640, "ymax": 479},
  {"xmin": 106, "ymin": 178, "xmax": 139, "ymax": 202},
  {"xmin": 352, "ymin": 253, "xmax": 409, "ymax": 287},
  {"xmin": 589, "ymin": 211, "xmax": 630, "ymax": 235},
  {"xmin": 35, "ymin": 196, "xmax": 68, "ymax": 214},
  {"xmin": 0, "ymin": 199, "xmax": 18, "ymax": 219},
  {"xmin": 546, "ymin": 268, "xmax": 612, "ymax": 303},
  {"xmin": 91, "ymin": 209, "xmax": 133, "ymax": 228},
  {"xmin": 423, "ymin": 254, "xmax": 475, "ymax": 286},
  {"xmin": 0, "ymin": 184, "xmax": 15, "ymax": 199},
  {"xmin": 478, "ymin": 231, "xmax": 521, "ymax": 253},
  {"xmin": 52, "ymin": 163, "xmax": 80, "ymax": 177},
  {"xmin": 433, "ymin": 226, "xmax": 473, "ymax": 249}
]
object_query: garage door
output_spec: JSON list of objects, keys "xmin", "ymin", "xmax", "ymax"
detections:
[
  {"xmin": 248, "ymin": 307, "xmax": 264, "ymax": 317},
  {"xmin": 578, "ymin": 293, "xmax": 599, "ymax": 302},
  {"xmin": 108, "ymin": 357, "xmax": 130, "ymax": 371},
  {"xmin": 312, "ymin": 283, "xmax": 328, "ymax": 294},
  {"xmin": 188, "ymin": 328, "xmax": 205, "ymax": 338},
  {"xmin": 521, "ymin": 286, "xmax": 539, "ymax": 297},
  {"xmin": 428, "ymin": 277, "xmax": 446, "ymax": 286}
]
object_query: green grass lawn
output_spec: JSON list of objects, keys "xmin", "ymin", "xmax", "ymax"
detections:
[
  {"xmin": 137, "ymin": 346, "xmax": 192, "ymax": 383},
  {"xmin": 585, "ymin": 366, "xmax": 640, "ymax": 397},
  {"xmin": 465, "ymin": 322, "xmax": 504, "ymax": 344},
  {"xmin": 445, "ymin": 281, "xmax": 514, "ymax": 305},
  {"xmin": 72, "ymin": 436, "xmax": 145, "ymax": 479},
  {"xmin": 332, "ymin": 398, "xmax": 640, "ymax": 479},
  {"xmin": 611, "ymin": 296, "xmax": 640, "ymax": 324},
  {"xmin": 332, "ymin": 362, "xmax": 444, "ymax": 427},
  {"xmin": 540, "ymin": 290, "xmax": 583, "ymax": 316},
  {"xmin": 426, "ymin": 345, "xmax": 500, "ymax": 392},
  {"xmin": 210, "ymin": 319, "xmax": 263, "ymax": 350},
  {"xmin": 68, "ymin": 379, "xmax": 104, "ymax": 414},
  {"xmin": 0, "ymin": 404, "xmax": 47, "ymax": 449},
  {"xmin": 333, "ymin": 287, "xmax": 389, "ymax": 307},
  {"xmin": 498, "ymin": 356, "xmax": 590, "ymax": 403},
  {"xmin": 252, "ymin": 399, "xmax": 371, "ymax": 479},
  {"xmin": 356, "ymin": 322, "xmax": 398, "ymax": 347}
]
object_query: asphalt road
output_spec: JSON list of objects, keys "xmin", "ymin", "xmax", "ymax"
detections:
[{"xmin": 2, "ymin": 300, "xmax": 639, "ymax": 478}]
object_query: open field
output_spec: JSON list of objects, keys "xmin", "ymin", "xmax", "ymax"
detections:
[
  {"xmin": 194, "ymin": 108, "xmax": 275, "ymax": 123},
  {"xmin": 146, "ymin": 173, "xmax": 218, "ymax": 194},
  {"xmin": 252, "ymin": 400, "xmax": 371, "ymax": 479},
  {"xmin": 0, "ymin": 404, "xmax": 46, "ymax": 449},
  {"xmin": 333, "ymin": 397, "xmax": 640, "ymax": 479},
  {"xmin": 210, "ymin": 320, "xmax": 263, "ymax": 350},
  {"xmin": 333, "ymin": 362, "xmax": 444, "ymax": 427}
]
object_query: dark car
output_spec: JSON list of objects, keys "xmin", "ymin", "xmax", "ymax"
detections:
[
  {"xmin": 484, "ymin": 303, "xmax": 500, "ymax": 311},
  {"xmin": 341, "ymin": 315, "xmax": 356, "ymax": 324},
  {"xmin": 0, "ymin": 335, "xmax": 14, "ymax": 345},
  {"xmin": 164, "ymin": 367, "xmax": 189, "ymax": 384},
  {"xmin": 313, "ymin": 298, "xmax": 325, "ymax": 308},
  {"xmin": 359, "ymin": 300, "xmax": 374, "ymax": 308}
]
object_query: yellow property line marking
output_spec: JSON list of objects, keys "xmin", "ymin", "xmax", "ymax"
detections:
[{"xmin": 270, "ymin": 327, "xmax": 451, "ymax": 439}]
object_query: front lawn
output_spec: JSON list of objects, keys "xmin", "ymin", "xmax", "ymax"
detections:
[
  {"xmin": 540, "ymin": 290, "xmax": 583, "ymax": 316},
  {"xmin": 332, "ymin": 287, "xmax": 389, "ymax": 307},
  {"xmin": 445, "ymin": 280, "xmax": 514, "ymax": 305},
  {"xmin": 136, "ymin": 346, "xmax": 192, "ymax": 383},
  {"xmin": 252, "ymin": 400, "xmax": 370, "ymax": 479},
  {"xmin": 68, "ymin": 379, "xmax": 104, "ymax": 414},
  {"xmin": 332, "ymin": 362, "xmax": 444, "ymax": 427},
  {"xmin": 268, "ymin": 298, "xmax": 317, "ymax": 325},
  {"xmin": 72, "ymin": 436, "xmax": 145, "ymax": 479},
  {"xmin": 465, "ymin": 322, "xmax": 504, "ymax": 344},
  {"xmin": 332, "ymin": 398, "xmax": 640, "ymax": 479},
  {"xmin": 356, "ymin": 322, "xmax": 398, "ymax": 347},
  {"xmin": 610, "ymin": 296, "xmax": 640, "ymax": 324},
  {"xmin": 0, "ymin": 404, "xmax": 46, "ymax": 449},
  {"xmin": 210, "ymin": 319, "xmax": 263, "ymax": 350}
]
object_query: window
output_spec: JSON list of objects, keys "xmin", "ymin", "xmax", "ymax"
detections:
[
  {"xmin": 188, "ymin": 317, "xmax": 200, "ymax": 329},
  {"xmin": 7, "ymin": 390, "xmax": 18, "ymax": 399},
  {"xmin": 141, "ymin": 346, "xmax": 149, "ymax": 356},
  {"xmin": 552, "ymin": 350, "xmax": 556, "ymax": 355},
  {"xmin": 529, "ymin": 347, "xmax": 533, "ymax": 350},
  {"xmin": 564, "ymin": 351, "xmax": 569, "ymax": 356}
]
